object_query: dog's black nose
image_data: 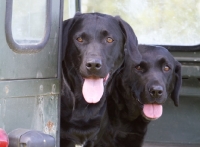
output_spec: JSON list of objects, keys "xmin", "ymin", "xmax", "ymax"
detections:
[
  {"xmin": 86, "ymin": 59, "xmax": 102, "ymax": 71},
  {"xmin": 149, "ymin": 85, "xmax": 163, "ymax": 98}
]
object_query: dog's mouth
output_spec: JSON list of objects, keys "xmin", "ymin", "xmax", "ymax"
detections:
[
  {"xmin": 82, "ymin": 74, "xmax": 109, "ymax": 103},
  {"xmin": 142, "ymin": 104, "xmax": 163, "ymax": 120}
]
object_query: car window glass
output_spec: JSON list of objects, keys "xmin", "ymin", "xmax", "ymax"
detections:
[{"xmin": 12, "ymin": 0, "xmax": 46, "ymax": 45}]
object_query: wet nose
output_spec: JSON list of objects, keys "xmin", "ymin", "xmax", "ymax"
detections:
[
  {"xmin": 149, "ymin": 85, "xmax": 163, "ymax": 98},
  {"xmin": 86, "ymin": 59, "xmax": 102, "ymax": 71}
]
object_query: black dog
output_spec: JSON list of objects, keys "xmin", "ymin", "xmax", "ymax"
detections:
[
  {"xmin": 96, "ymin": 45, "xmax": 182, "ymax": 147},
  {"xmin": 60, "ymin": 13, "xmax": 141, "ymax": 147}
]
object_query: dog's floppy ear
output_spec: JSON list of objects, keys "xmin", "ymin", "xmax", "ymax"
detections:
[
  {"xmin": 62, "ymin": 17, "xmax": 76, "ymax": 60},
  {"xmin": 115, "ymin": 16, "xmax": 141, "ymax": 64},
  {"xmin": 171, "ymin": 61, "xmax": 182, "ymax": 107}
]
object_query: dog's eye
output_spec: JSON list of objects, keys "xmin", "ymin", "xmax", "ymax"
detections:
[
  {"xmin": 135, "ymin": 65, "xmax": 143, "ymax": 71},
  {"xmin": 164, "ymin": 65, "xmax": 170, "ymax": 71},
  {"xmin": 106, "ymin": 37, "xmax": 114, "ymax": 43},
  {"xmin": 76, "ymin": 37, "xmax": 83, "ymax": 42}
]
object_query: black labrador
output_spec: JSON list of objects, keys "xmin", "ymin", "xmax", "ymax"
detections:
[
  {"xmin": 96, "ymin": 45, "xmax": 182, "ymax": 147},
  {"xmin": 60, "ymin": 13, "xmax": 141, "ymax": 147}
]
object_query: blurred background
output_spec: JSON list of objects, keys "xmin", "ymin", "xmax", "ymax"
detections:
[{"xmin": 64, "ymin": 0, "xmax": 200, "ymax": 46}]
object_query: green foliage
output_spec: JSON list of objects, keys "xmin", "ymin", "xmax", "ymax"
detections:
[{"xmin": 81, "ymin": 0, "xmax": 200, "ymax": 45}]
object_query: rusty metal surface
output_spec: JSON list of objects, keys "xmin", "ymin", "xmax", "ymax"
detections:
[{"xmin": 0, "ymin": 79, "xmax": 60, "ymax": 139}]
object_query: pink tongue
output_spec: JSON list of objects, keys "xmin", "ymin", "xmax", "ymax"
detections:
[
  {"xmin": 82, "ymin": 78, "xmax": 104, "ymax": 103},
  {"xmin": 143, "ymin": 104, "xmax": 163, "ymax": 119}
]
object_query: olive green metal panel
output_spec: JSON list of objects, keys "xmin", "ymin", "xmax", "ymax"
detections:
[
  {"xmin": 180, "ymin": 78, "xmax": 200, "ymax": 97},
  {"xmin": 3, "ymin": 95, "xmax": 58, "ymax": 137},
  {"xmin": 0, "ymin": 79, "xmax": 60, "ymax": 137},
  {"xmin": 0, "ymin": 79, "xmax": 60, "ymax": 98},
  {"xmin": 171, "ymin": 52, "xmax": 200, "ymax": 62},
  {"xmin": 0, "ymin": 0, "xmax": 60, "ymax": 80},
  {"xmin": 0, "ymin": 0, "xmax": 62, "ymax": 146}
]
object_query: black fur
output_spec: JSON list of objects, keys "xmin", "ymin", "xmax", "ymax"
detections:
[
  {"xmin": 60, "ymin": 13, "xmax": 141, "ymax": 147},
  {"xmin": 95, "ymin": 45, "xmax": 182, "ymax": 147}
]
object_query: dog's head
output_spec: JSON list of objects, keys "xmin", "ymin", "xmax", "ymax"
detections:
[
  {"xmin": 62, "ymin": 13, "xmax": 141, "ymax": 104},
  {"xmin": 123, "ymin": 45, "xmax": 182, "ymax": 120}
]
